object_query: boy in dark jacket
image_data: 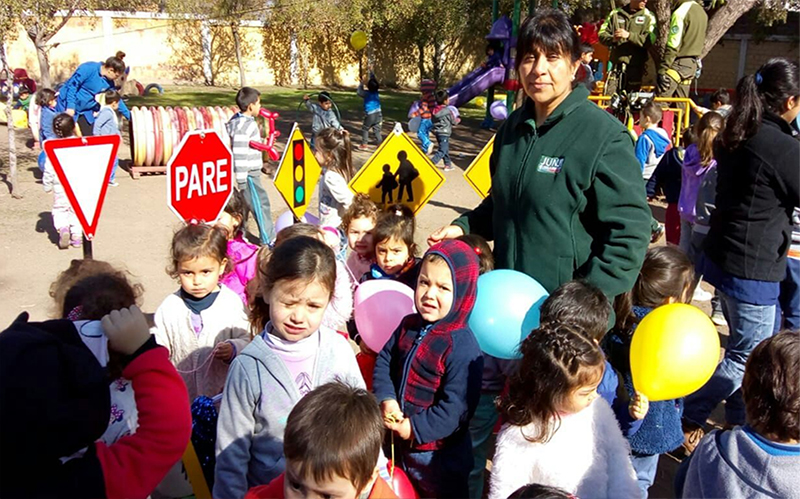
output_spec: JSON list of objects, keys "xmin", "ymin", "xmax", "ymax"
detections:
[
  {"xmin": 646, "ymin": 129, "xmax": 695, "ymax": 245},
  {"xmin": 431, "ymin": 90, "xmax": 460, "ymax": 172},
  {"xmin": 373, "ymin": 239, "xmax": 483, "ymax": 498}
]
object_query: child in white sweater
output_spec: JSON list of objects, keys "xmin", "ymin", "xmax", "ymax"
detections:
[
  {"xmin": 315, "ymin": 127, "xmax": 355, "ymax": 230},
  {"xmin": 153, "ymin": 223, "xmax": 250, "ymax": 402},
  {"xmin": 489, "ymin": 324, "xmax": 639, "ymax": 499}
]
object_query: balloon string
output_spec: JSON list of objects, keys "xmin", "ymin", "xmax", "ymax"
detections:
[
  {"xmin": 174, "ymin": 343, "xmax": 222, "ymax": 374},
  {"xmin": 390, "ymin": 431, "xmax": 395, "ymax": 481}
]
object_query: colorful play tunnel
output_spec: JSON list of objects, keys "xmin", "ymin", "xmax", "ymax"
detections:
[{"xmin": 128, "ymin": 106, "xmax": 238, "ymax": 167}]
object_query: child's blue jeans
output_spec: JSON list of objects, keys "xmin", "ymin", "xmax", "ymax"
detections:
[
  {"xmin": 631, "ymin": 453, "xmax": 660, "ymax": 499},
  {"xmin": 396, "ymin": 435, "xmax": 471, "ymax": 499},
  {"xmin": 431, "ymin": 134, "xmax": 451, "ymax": 167},
  {"xmin": 417, "ymin": 118, "xmax": 432, "ymax": 152}
]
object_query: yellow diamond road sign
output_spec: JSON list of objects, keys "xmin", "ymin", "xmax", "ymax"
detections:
[
  {"xmin": 273, "ymin": 123, "xmax": 322, "ymax": 220},
  {"xmin": 349, "ymin": 123, "xmax": 445, "ymax": 215},
  {"xmin": 463, "ymin": 135, "xmax": 494, "ymax": 199}
]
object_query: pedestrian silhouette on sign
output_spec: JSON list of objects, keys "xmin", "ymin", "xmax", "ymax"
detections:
[
  {"xmin": 376, "ymin": 164, "xmax": 398, "ymax": 205},
  {"xmin": 394, "ymin": 150, "xmax": 419, "ymax": 203}
]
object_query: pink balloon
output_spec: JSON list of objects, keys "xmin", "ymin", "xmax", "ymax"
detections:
[
  {"xmin": 274, "ymin": 210, "xmax": 320, "ymax": 234},
  {"xmin": 354, "ymin": 280, "xmax": 416, "ymax": 352}
]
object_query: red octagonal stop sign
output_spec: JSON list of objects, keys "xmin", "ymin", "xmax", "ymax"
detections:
[{"xmin": 167, "ymin": 129, "xmax": 233, "ymax": 223}]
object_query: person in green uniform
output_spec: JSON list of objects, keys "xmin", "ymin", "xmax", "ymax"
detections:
[
  {"xmin": 428, "ymin": 9, "xmax": 651, "ymax": 310},
  {"xmin": 599, "ymin": 0, "xmax": 657, "ymax": 96},
  {"xmin": 658, "ymin": 0, "xmax": 708, "ymax": 100}
]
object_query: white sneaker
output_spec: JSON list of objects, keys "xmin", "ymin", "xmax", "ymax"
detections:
[
  {"xmin": 711, "ymin": 311, "xmax": 728, "ymax": 327},
  {"xmin": 426, "ymin": 143, "xmax": 434, "ymax": 155},
  {"xmin": 693, "ymin": 287, "xmax": 713, "ymax": 302}
]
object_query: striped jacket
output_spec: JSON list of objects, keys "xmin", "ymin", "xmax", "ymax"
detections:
[{"xmin": 226, "ymin": 113, "xmax": 262, "ymax": 182}]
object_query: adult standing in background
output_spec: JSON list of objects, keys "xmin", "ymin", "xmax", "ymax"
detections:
[
  {"xmin": 683, "ymin": 58, "xmax": 800, "ymax": 453},
  {"xmin": 658, "ymin": 0, "xmax": 707, "ymax": 100},
  {"xmin": 56, "ymin": 56, "xmax": 131, "ymax": 136}
]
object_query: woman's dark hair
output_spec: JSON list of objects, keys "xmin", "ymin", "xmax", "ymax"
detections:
[
  {"xmin": 372, "ymin": 203, "xmax": 416, "ymax": 256},
  {"xmin": 508, "ymin": 483, "xmax": 574, "ymax": 499},
  {"xmin": 35, "ymin": 88, "xmax": 56, "ymax": 107},
  {"xmin": 167, "ymin": 223, "xmax": 230, "ymax": 278},
  {"xmin": 456, "ymin": 234, "xmax": 494, "ymax": 274},
  {"xmin": 516, "ymin": 9, "xmax": 582, "ymax": 71},
  {"xmin": 694, "ymin": 111, "xmax": 724, "ymax": 167},
  {"xmin": 50, "ymin": 259, "xmax": 142, "ymax": 319},
  {"xmin": 53, "ymin": 113, "xmax": 76, "ymax": 138},
  {"xmin": 497, "ymin": 324, "xmax": 605, "ymax": 443},
  {"xmin": 614, "ymin": 246, "xmax": 694, "ymax": 334},
  {"xmin": 104, "ymin": 56, "xmax": 126, "ymax": 74},
  {"xmin": 721, "ymin": 57, "xmax": 800, "ymax": 151},
  {"xmin": 250, "ymin": 236, "xmax": 336, "ymax": 333},
  {"xmin": 743, "ymin": 331, "xmax": 799, "ymax": 442},
  {"xmin": 222, "ymin": 189, "xmax": 249, "ymax": 237}
]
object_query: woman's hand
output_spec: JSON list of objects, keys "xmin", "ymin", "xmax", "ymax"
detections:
[
  {"xmin": 427, "ymin": 225, "xmax": 464, "ymax": 246},
  {"xmin": 629, "ymin": 391, "xmax": 650, "ymax": 420}
]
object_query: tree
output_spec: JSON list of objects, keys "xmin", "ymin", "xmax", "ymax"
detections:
[
  {"xmin": 213, "ymin": 0, "xmax": 260, "ymax": 87},
  {"xmin": 0, "ymin": 2, "xmax": 22, "ymax": 198},
  {"xmin": 19, "ymin": 0, "xmax": 84, "ymax": 88}
]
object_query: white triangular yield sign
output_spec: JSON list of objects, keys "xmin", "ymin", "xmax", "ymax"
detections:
[{"xmin": 43, "ymin": 135, "xmax": 120, "ymax": 240}]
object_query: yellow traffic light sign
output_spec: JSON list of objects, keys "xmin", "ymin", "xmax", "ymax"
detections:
[
  {"xmin": 349, "ymin": 123, "xmax": 445, "ymax": 215},
  {"xmin": 463, "ymin": 135, "xmax": 494, "ymax": 199},
  {"xmin": 274, "ymin": 123, "xmax": 321, "ymax": 220}
]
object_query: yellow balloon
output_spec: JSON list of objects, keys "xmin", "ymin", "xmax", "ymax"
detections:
[
  {"xmin": 630, "ymin": 303, "xmax": 720, "ymax": 402},
  {"xmin": 474, "ymin": 96, "xmax": 486, "ymax": 108},
  {"xmin": 350, "ymin": 31, "xmax": 368, "ymax": 51}
]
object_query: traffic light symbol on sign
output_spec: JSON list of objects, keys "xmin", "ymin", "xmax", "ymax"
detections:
[{"xmin": 292, "ymin": 139, "xmax": 305, "ymax": 207}]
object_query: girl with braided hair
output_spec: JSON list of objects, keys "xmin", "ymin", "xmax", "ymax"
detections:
[
  {"xmin": 489, "ymin": 324, "xmax": 638, "ymax": 499},
  {"xmin": 43, "ymin": 112, "xmax": 82, "ymax": 249}
]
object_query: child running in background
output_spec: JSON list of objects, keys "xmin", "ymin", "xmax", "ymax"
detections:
[
  {"xmin": 358, "ymin": 73, "xmax": 383, "ymax": 150},
  {"xmin": 373, "ymin": 239, "xmax": 484, "ymax": 497},
  {"xmin": 646, "ymin": 128, "xmax": 696, "ymax": 245},
  {"xmin": 360, "ymin": 204, "xmax": 420, "ymax": 289},
  {"xmin": 92, "ymin": 89, "xmax": 122, "ymax": 186},
  {"xmin": 489, "ymin": 324, "xmax": 639, "ymax": 499},
  {"xmin": 214, "ymin": 236, "xmax": 364, "ymax": 498},
  {"xmin": 154, "ymin": 223, "xmax": 250, "ymax": 402},
  {"xmin": 315, "ymin": 127, "xmax": 355, "ymax": 231},
  {"xmin": 244, "ymin": 381, "xmax": 399, "ymax": 499},
  {"xmin": 343, "ymin": 194, "xmax": 380, "ymax": 284},
  {"xmin": 410, "ymin": 79, "xmax": 437, "ymax": 154},
  {"xmin": 36, "ymin": 88, "xmax": 57, "ymax": 172},
  {"xmin": 678, "ymin": 111, "xmax": 724, "ymax": 302},
  {"xmin": 228, "ymin": 87, "xmax": 274, "ymax": 244},
  {"xmin": 0, "ymin": 299, "xmax": 191, "ymax": 499},
  {"xmin": 218, "ymin": 189, "xmax": 259, "ymax": 305},
  {"xmin": 676, "ymin": 331, "xmax": 800, "ymax": 499},
  {"xmin": 604, "ymin": 246, "xmax": 695, "ymax": 498},
  {"xmin": 304, "ymin": 91, "xmax": 342, "ymax": 150},
  {"xmin": 431, "ymin": 89, "xmax": 460, "ymax": 172},
  {"xmin": 43, "ymin": 112, "xmax": 82, "ymax": 249}
]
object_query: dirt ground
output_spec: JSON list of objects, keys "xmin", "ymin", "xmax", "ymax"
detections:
[{"xmin": 0, "ymin": 111, "xmax": 725, "ymax": 498}]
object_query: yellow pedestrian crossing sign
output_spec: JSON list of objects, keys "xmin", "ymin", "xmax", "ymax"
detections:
[
  {"xmin": 463, "ymin": 136, "xmax": 494, "ymax": 199},
  {"xmin": 349, "ymin": 123, "xmax": 445, "ymax": 215},
  {"xmin": 273, "ymin": 123, "xmax": 322, "ymax": 220}
]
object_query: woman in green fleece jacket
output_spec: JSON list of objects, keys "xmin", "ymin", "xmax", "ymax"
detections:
[{"xmin": 429, "ymin": 9, "xmax": 650, "ymax": 302}]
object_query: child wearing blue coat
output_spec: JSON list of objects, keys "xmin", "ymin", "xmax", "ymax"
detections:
[
  {"xmin": 92, "ymin": 90, "xmax": 122, "ymax": 186},
  {"xmin": 605, "ymin": 246, "xmax": 696, "ymax": 498}
]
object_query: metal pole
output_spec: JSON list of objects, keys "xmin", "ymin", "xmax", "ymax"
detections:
[
  {"xmin": 482, "ymin": 0, "xmax": 501, "ymax": 128},
  {"xmin": 83, "ymin": 236, "xmax": 93, "ymax": 259},
  {"xmin": 506, "ymin": 0, "xmax": 522, "ymax": 112}
]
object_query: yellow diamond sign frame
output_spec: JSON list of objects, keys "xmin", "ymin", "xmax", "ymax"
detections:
[
  {"xmin": 273, "ymin": 123, "xmax": 322, "ymax": 220},
  {"xmin": 463, "ymin": 135, "xmax": 494, "ymax": 199},
  {"xmin": 349, "ymin": 123, "xmax": 445, "ymax": 215}
]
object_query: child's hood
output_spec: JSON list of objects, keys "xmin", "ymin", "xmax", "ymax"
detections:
[
  {"xmin": 424, "ymin": 240, "xmax": 479, "ymax": 334},
  {"xmin": 643, "ymin": 127, "xmax": 671, "ymax": 156},
  {"xmin": 226, "ymin": 112, "xmax": 254, "ymax": 133}
]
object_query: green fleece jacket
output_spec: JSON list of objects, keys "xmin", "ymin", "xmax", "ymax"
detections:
[
  {"xmin": 662, "ymin": 0, "xmax": 708, "ymax": 71},
  {"xmin": 453, "ymin": 86, "xmax": 650, "ymax": 301}
]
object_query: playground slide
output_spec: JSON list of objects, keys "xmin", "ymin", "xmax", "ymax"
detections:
[{"xmin": 447, "ymin": 65, "xmax": 506, "ymax": 108}]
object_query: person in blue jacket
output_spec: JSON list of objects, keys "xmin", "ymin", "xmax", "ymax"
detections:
[{"xmin": 56, "ymin": 56, "xmax": 130, "ymax": 136}]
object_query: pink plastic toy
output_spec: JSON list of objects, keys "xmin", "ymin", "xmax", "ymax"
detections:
[{"xmin": 249, "ymin": 108, "xmax": 281, "ymax": 161}]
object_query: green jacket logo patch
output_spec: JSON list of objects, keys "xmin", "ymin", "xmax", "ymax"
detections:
[
  {"xmin": 536, "ymin": 156, "xmax": 565, "ymax": 174},
  {"xmin": 635, "ymin": 16, "xmax": 646, "ymax": 24}
]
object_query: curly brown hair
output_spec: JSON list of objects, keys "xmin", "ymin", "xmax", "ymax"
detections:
[
  {"xmin": 497, "ymin": 324, "xmax": 604, "ymax": 443},
  {"xmin": 743, "ymin": 331, "xmax": 799, "ymax": 442},
  {"xmin": 167, "ymin": 223, "xmax": 230, "ymax": 278},
  {"xmin": 341, "ymin": 194, "xmax": 379, "ymax": 233},
  {"xmin": 49, "ymin": 259, "xmax": 143, "ymax": 319}
]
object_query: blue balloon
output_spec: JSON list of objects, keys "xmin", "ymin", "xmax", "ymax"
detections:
[{"xmin": 468, "ymin": 269, "xmax": 549, "ymax": 359}]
